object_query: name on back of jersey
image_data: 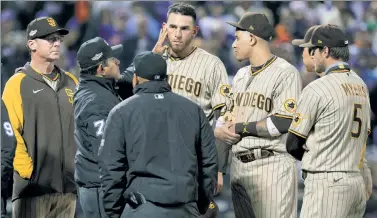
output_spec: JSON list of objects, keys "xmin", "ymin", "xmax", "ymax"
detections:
[{"xmin": 341, "ymin": 83, "xmax": 368, "ymax": 98}]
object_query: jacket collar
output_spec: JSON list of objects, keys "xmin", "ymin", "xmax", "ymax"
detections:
[
  {"xmin": 133, "ymin": 80, "xmax": 172, "ymax": 94},
  {"xmin": 17, "ymin": 62, "xmax": 67, "ymax": 88},
  {"xmin": 78, "ymin": 74, "xmax": 118, "ymax": 94}
]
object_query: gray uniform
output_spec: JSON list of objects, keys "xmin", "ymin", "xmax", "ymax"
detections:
[
  {"xmin": 166, "ymin": 47, "xmax": 232, "ymax": 123},
  {"xmin": 228, "ymin": 56, "xmax": 301, "ymax": 218},
  {"xmin": 289, "ymin": 68, "xmax": 370, "ymax": 218}
]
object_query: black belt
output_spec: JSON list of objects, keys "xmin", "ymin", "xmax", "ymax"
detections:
[{"xmin": 235, "ymin": 149, "xmax": 274, "ymax": 163}]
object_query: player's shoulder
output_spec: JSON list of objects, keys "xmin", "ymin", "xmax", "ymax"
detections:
[
  {"xmin": 233, "ymin": 65, "xmax": 250, "ymax": 82},
  {"xmin": 194, "ymin": 47, "xmax": 224, "ymax": 65},
  {"xmin": 272, "ymin": 56, "xmax": 300, "ymax": 76}
]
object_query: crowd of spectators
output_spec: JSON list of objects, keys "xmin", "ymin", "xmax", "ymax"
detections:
[{"xmin": 2, "ymin": 1, "xmax": 377, "ymax": 139}]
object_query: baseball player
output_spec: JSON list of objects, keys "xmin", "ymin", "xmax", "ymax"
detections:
[
  {"xmin": 131, "ymin": 3, "xmax": 231, "ymax": 216},
  {"xmin": 287, "ymin": 24, "xmax": 370, "ymax": 218},
  {"xmin": 215, "ymin": 13, "xmax": 302, "ymax": 218},
  {"xmin": 292, "ymin": 25, "xmax": 373, "ymax": 201}
]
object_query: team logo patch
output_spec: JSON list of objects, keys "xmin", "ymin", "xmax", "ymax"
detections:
[
  {"xmin": 284, "ymin": 98, "xmax": 296, "ymax": 113},
  {"xmin": 220, "ymin": 85, "xmax": 231, "ymax": 97},
  {"xmin": 209, "ymin": 201, "xmax": 216, "ymax": 209},
  {"xmin": 292, "ymin": 113, "xmax": 302, "ymax": 127},
  {"xmin": 65, "ymin": 88, "xmax": 74, "ymax": 104},
  {"xmin": 47, "ymin": 18, "xmax": 56, "ymax": 27}
]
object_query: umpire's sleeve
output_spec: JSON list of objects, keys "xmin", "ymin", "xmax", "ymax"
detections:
[
  {"xmin": 98, "ymin": 107, "xmax": 128, "ymax": 218},
  {"xmin": 197, "ymin": 108, "xmax": 218, "ymax": 214},
  {"xmin": 1, "ymin": 100, "xmax": 16, "ymax": 198},
  {"xmin": 117, "ymin": 63, "xmax": 135, "ymax": 100}
]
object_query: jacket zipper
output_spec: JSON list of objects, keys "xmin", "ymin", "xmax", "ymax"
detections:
[{"xmin": 55, "ymin": 92, "xmax": 65, "ymax": 192}]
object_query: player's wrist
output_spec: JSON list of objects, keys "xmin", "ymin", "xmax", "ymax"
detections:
[{"xmin": 235, "ymin": 122, "xmax": 257, "ymax": 137}]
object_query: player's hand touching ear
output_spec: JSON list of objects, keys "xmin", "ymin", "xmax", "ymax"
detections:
[
  {"xmin": 215, "ymin": 123, "xmax": 241, "ymax": 145},
  {"xmin": 152, "ymin": 26, "xmax": 168, "ymax": 55}
]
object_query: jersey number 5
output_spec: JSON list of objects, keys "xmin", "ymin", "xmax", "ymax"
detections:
[{"xmin": 351, "ymin": 104, "xmax": 362, "ymax": 138}]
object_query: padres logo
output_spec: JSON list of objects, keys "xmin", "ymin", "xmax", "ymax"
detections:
[
  {"xmin": 284, "ymin": 98, "xmax": 296, "ymax": 113},
  {"xmin": 47, "ymin": 18, "xmax": 56, "ymax": 27},
  {"xmin": 65, "ymin": 88, "xmax": 74, "ymax": 104},
  {"xmin": 209, "ymin": 202, "xmax": 216, "ymax": 209},
  {"xmin": 220, "ymin": 84, "xmax": 231, "ymax": 97},
  {"xmin": 292, "ymin": 113, "xmax": 302, "ymax": 127}
]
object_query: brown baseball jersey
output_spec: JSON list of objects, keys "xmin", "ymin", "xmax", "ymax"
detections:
[
  {"xmin": 164, "ymin": 47, "xmax": 231, "ymax": 123},
  {"xmin": 229, "ymin": 56, "xmax": 302, "ymax": 153},
  {"xmin": 289, "ymin": 69, "xmax": 371, "ymax": 172}
]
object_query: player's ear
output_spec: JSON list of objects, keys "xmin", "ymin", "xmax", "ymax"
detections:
[
  {"xmin": 132, "ymin": 73, "xmax": 138, "ymax": 87},
  {"xmin": 27, "ymin": 40, "xmax": 37, "ymax": 52},
  {"xmin": 193, "ymin": 26, "xmax": 199, "ymax": 37},
  {"xmin": 249, "ymin": 34, "xmax": 257, "ymax": 46}
]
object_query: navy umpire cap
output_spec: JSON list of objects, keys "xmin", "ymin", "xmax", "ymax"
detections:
[
  {"xmin": 27, "ymin": 17, "xmax": 69, "ymax": 40},
  {"xmin": 77, "ymin": 37, "xmax": 123, "ymax": 70},
  {"xmin": 133, "ymin": 51, "xmax": 167, "ymax": 81},
  {"xmin": 300, "ymin": 24, "xmax": 349, "ymax": 48},
  {"xmin": 226, "ymin": 12, "xmax": 274, "ymax": 41}
]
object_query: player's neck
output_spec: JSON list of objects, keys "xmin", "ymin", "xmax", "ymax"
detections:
[
  {"xmin": 325, "ymin": 58, "xmax": 347, "ymax": 69},
  {"xmin": 30, "ymin": 57, "xmax": 55, "ymax": 75},
  {"xmin": 169, "ymin": 45, "xmax": 195, "ymax": 59},
  {"xmin": 249, "ymin": 49, "xmax": 272, "ymax": 67}
]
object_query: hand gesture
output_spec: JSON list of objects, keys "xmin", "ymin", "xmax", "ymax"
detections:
[{"xmin": 152, "ymin": 27, "xmax": 168, "ymax": 55}]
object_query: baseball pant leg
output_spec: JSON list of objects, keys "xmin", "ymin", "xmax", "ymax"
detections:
[
  {"xmin": 49, "ymin": 193, "xmax": 76, "ymax": 218},
  {"xmin": 78, "ymin": 187, "xmax": 105, "ymax": 218},
  {"xmin": 12, "ymin": 195, "xmax": 51, "ymax": 218},
  {"xmin": 231, "ymin": 153, "xmax": 298, "ymax": 218},
  {"xmin": 300, "ymin": 172, "xmax": 366, "ymax": 218}
]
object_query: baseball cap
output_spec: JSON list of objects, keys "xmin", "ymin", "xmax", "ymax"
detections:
[
  {"xmin": 226, "ymin": 12, "xmax": 274, "ymax": 41},
  {"xmin": 291, "ymin": 25, "xmax": 320, "ymax": 46},
  {"xmin": 133, "ymin": 51, "xmax": 167, "ymax": 81},
  {"xmin": 77, "ymin": 37, "xmax": 123, "ymax": 70},
  {"xmin": 300, "ymin": 24, "xmax": 348, "ymax": 48},
  {"xmin": 26, "ymin": 17, "xmax": 69, "ymax": 40}
]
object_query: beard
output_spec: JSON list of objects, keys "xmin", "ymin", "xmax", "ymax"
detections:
[{"xmin": 314, "ymin": 59, "xmax": 326, "ymax": 74}]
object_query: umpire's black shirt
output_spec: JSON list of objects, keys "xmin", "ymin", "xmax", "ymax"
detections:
[
  {"xmin": 98, "ymin": 80, "xmax": 218, "ymax": 218},
  {"xmin": 73, "ymin": 74, "xmax": 121, "ymax": 188}
]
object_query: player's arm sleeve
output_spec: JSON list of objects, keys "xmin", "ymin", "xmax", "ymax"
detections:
[
  {"xmin": 234, "ymin": 71, "xmax": 302, "ymax": 138},
  {"xmin": 1, "ymin": 73, "xmax": 33, "ymax": 179},
  {"xmin": 1, "ymin": 100, "xmax": 16, "ymax": 197},
  {"xmin": 197, "ymin": 108, "xmax": 218, "ymax": 214},
  {"xmin": 98, "ymin": 108, "xmax": 128, "ymax": 218},
  {"xmin": 210, "ymin": 61, "xmax": 232, "ymax": 114},
  {"xmin": 287, "ymin": 88, "xmax": 320, "ymax": 159}
]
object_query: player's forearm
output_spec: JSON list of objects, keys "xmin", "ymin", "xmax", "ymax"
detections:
[
  {"xmin": 286, "ymin": 132, "xmax": 306, "ymax": 160},
  {"xmin": 234, "ymin": 115, "xmax": 292, "ymax": 138}
]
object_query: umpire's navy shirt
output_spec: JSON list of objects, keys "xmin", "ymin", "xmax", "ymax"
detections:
[{"xmin": 98, "ymin": 80, "xmax": 218, "ymax": 218}]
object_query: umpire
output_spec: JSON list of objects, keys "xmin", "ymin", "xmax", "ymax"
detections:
[
  {"xmin": 98, "ymin": 51, "xmax": 218, "ymax": 218},
  {"xmin": 73, "ymin": 37, "xmax": 123, "ymax": 218}
]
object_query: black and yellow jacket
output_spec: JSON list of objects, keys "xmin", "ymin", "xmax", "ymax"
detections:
[{"xmin": 2, "ymin": 62, "xmax": 78, "ymax": 200}]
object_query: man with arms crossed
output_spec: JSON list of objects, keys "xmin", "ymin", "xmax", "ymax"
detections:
[
  {"xmin": 215, "ymin": 12, "xmax": 302, "ymax": 218},
  {"xmin": 287, "ymin": 24, "xmax": 369, "ymax": 218},
  {"xmin": 73, "ymin": 37, "xmax": 123, "ymax": 218},
  {"xmin": 2, "ymin": 17, "xmax": 77, "ymax": 218},
  {"xmin": 292, "ymin": 25, "xmax": 373, "ymax": 202}
]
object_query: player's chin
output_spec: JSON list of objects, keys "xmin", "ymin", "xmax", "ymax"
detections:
[{"xmin": 48, "ymin": 53, "xmax": 61, "ymax": 61}]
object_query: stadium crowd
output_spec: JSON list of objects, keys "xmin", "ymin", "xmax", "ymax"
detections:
[{"xmin": 1, "ymin": 1, "xmax": 377, "ymax": 217}]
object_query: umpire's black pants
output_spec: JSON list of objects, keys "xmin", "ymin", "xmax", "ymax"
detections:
[
  {"xmin": 121, "ymin": 201, "xmax": 201, "ymax": 218},
  {"xmin": 78, "ymin": 187, "xmax": 105, "ymax": 218}
]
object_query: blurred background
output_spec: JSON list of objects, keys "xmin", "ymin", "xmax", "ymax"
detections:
[{"xmin": 1, "ymin": 1, "xmax": 377, "ymax": 217}]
